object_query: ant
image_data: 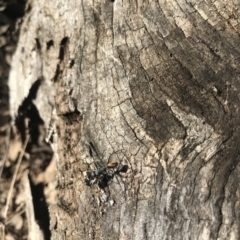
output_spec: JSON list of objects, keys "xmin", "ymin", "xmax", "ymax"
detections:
[
  {"xmin": 84, "ymin": 142, "xmax": 128, "ymax": 188},
  {"xmin": 84, "ymin": 159, "xmax": 128, "ymax": 188}
]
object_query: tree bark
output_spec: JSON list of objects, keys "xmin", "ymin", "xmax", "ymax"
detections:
[{"xmin": 9, "ymin": 0, "xmax": 240, "ymax": 239}]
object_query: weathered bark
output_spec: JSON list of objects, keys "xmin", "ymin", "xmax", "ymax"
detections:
[{"xmin": 8, "ymin": 0, "xmax": 240, "ymax": 239}]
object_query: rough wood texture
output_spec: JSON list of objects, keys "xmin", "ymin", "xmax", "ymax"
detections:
[{"xmin": 9, "ymin": 0, "xmax": 240, "ymax": 239}]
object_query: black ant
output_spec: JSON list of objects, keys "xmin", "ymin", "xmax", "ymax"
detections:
[{"xmin": 84, "ymin": 160, "xmax": 128, "ymax": 188}]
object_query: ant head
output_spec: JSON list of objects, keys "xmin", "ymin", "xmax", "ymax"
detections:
[{"xmin": 119, "ymin": 165, "xmax": 128, "ymax": 173}]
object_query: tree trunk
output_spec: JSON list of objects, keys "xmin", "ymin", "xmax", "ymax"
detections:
[{"xmin": 8, "ymin": 0, "xmax": 240, "ymax": 239}]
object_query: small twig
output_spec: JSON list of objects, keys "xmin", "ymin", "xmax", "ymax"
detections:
[
  {"xmin": 3, "ymin": 133, "xmax": 30, "ymax": 219},
  {"xmin": 5, "ymin": 207, "xmax": 25, "ymax": 225}
]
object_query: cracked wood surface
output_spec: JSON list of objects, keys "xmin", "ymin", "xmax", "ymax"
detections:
[{"xmin": 9, "ymin": 0, "xmax": 240, "ymax": 239}]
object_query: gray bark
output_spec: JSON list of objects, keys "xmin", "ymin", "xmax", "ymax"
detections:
[{"xmin": 8, "ymin": 0, "xmax": 240, "ymax": 239}]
